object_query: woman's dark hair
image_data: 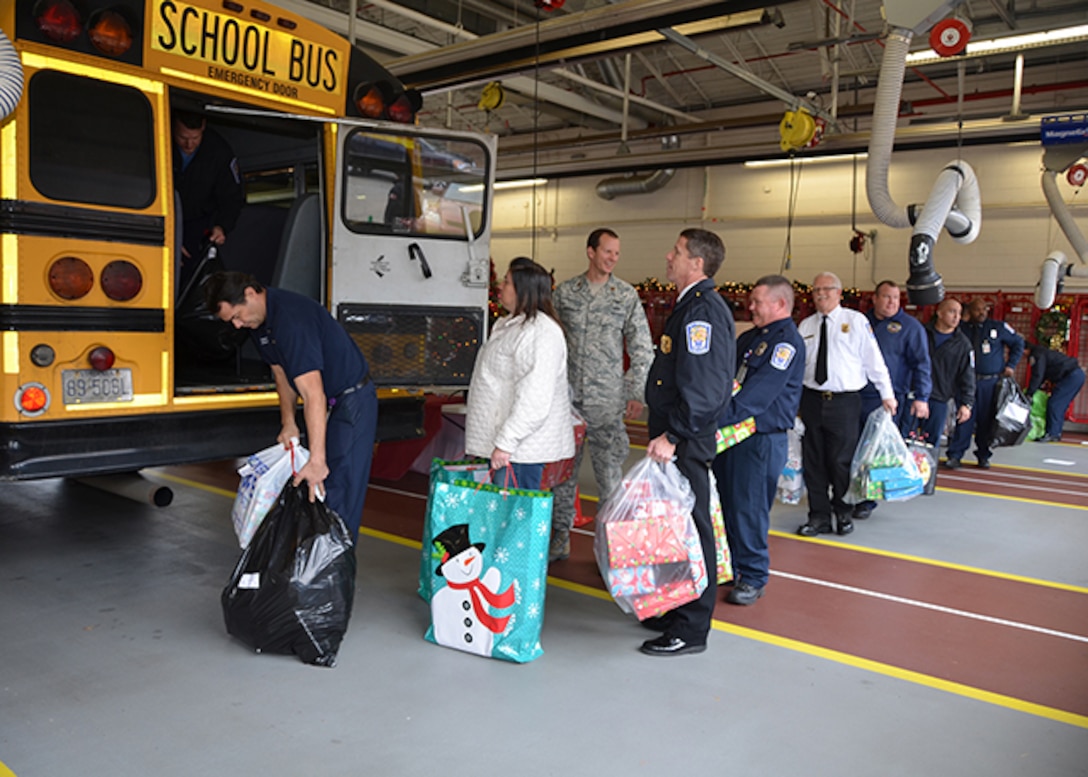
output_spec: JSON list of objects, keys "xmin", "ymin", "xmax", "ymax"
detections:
[
  {"xmin": 204, "ymin": 271, "xmax": 263, "ymax": 313},
  {"xmin": 507, "ymin": 257, "xmax": 559, "ymax": 324}
]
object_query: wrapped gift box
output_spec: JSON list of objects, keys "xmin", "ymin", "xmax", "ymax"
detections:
[
  {"xmin": 607, "ymin": 566, "xmax": 657, "ymax": 597},
  {"xmin": 539, "ymin": 416, "xmax": 588, "ymax": 490},
  {"xmin": 605, "ymin": 513, "xmax": 690, "ymax": 568},
  {"xmin": 630, "ymin": 579, "xmax": 700, "ymax": 621}
]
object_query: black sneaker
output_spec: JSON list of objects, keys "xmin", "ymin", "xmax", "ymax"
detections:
[
  {"xmin": 726, "ymin": 582, "xmax": 765, "ymax": 606},
  {"xmin": 944, "ymin": 457, "xmax": 961, "ymax": 469}
]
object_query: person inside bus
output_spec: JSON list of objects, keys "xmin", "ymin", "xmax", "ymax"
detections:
[
  {"xmin": 172, "ymin": 110, "xmax": 245, "ymax": 276},
  {"xmin": 204, "ymin": 271, "xmax": 378, "ymax": 546}
]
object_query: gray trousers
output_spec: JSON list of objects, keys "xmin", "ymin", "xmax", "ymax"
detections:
[{"xmin": 551, "ymin": 403, "xmax": 630, "ymax": 537}]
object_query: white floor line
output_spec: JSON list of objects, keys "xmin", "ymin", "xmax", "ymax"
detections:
[{"xmin": 771, "ymin": 569, "xmax": 1088, "ymax": 644}]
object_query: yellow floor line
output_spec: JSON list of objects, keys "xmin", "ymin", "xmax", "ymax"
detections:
[
  {"xmin": 359, "ymin": 527, "xmax": 1086, "ymax": 730},
  {"xmin": 934, "ymin": 485, "xmax": 1088, "ymax": 511},
  {"xmin": 772, "ymin": 530, "xmax": 1088, "ymax": 594},
  {"xmin": 160, "ymin": 470, "xmax": 1088, "ymax": 728},
  {"xmin": 710, "ymin": 621, "xmax": 1088, "ymax": 729}
]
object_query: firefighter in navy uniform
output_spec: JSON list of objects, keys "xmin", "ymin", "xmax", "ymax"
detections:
[
  {"xmin": 640, "ymin": 229, "xmax": 734, "ymax": 657},
  {"xmin": 712, "ymin": 275, "xmax": 804, "ymax": 606},
  {"xmin": 946, "ymin": 298, "xmax": 1024, "ymax": 469},
  {"xmin": 206, "ymin": 272, "xmax": 378, "ymax": 544}
]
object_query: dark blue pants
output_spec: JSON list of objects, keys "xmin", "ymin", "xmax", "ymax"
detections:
[
  {"xmin": 1046, "ymin": 368, "xmax": 1086, "ymax": 438},
  {"xmin": 489, "ymin": 462, "xmax": 544, "ymax": 491},
  {"xmin": 713, "ymin": 431, "xmax": 787, "ymax": 590},
  {"xmin": 800, "ymin": 388, "xmax": 861, "ymax": 527},
  {"xmin": 325, "ymin": 383, "xmax": 378, "ymax": 543},
  {"xmin": 948, "ymin": 376, "xmax": 997, "ymax": 462},
  {"xmin": 916, "ymin": 398, "xmax": 950, "ymax": 451}
]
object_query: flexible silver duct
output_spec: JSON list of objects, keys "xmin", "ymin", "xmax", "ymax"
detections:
[
  {"xmin": 0, "ymin": 29, "xmax": 24, "ymax": 121},
  {"xmin": 866, "ymin": 27, "xmax": 982, "ymax": 305},
  {"xmin": 1035, "ymin": 157, "xmax": 1088, "ymax": 308},
  {"xmin": 596, "ymin": 136, "xmax": 679, "ymax": 200},
  {"xmin": 1041, "ymin": 168, "xmax": 1088, "ymax": 264}
]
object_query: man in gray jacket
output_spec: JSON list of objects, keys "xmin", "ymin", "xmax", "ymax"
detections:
[{"xmin": 551, "ymin": 228, "xmax": 654, "ymax": 562}]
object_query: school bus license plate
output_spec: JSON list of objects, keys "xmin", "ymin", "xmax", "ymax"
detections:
[{"xmin": 62, "ymin": 369, "xmax": 134, "ymax": 404}]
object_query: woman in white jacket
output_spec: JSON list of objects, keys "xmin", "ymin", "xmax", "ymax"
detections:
[{"xmin": 465, "ymin": 258, "xmax": 575, "ymax": 489}]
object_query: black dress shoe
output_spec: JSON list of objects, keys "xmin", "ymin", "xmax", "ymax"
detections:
[
  {"xmin": 726, "ymin": 582, "xmax": 765, "ymax": 606},
  {"xmin": 639, "ymin": 634, "xmax": 707, "ymax": 657},
  {"xmin": 836, "ymin": 516, "xmax": 854, "ymax": 536},
  {"xmin": 852, "ymin": 502, "xmax": 875, "ymax": 520},
  {"xmin": 797, "ymin": 522, "xmax": 832, "ymax": 537}
]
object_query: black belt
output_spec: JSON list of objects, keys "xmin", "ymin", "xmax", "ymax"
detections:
[
  {"xmin": 329, "ymin": 373, "xmax": 371, "ymax": 407},
  {"xmin": 805, "ymin": 387, "xmax": 859, "ymax": 401},
  {"xmin": 977, "ymin": 373, "xmax": 1000, "ymax": 380}
]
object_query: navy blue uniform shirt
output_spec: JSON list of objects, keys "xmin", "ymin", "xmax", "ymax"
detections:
[
  {"xmin": 862, "ymin": 308, "xmax": 932, "ymax": 402},
  {"xmin": 251, "ymin": 287, "xmax": 368, "ymax": 398},
  {"xmin": 960, "ymin": 317, "xmax": 1024, "ymax": 377},
  {"xmin": 720, "ymin": 317, "xmax": 804, "ymax": 433},
  {"xmin": 646, "ymin": 279, "xmax": 735, "ymax": 441}
]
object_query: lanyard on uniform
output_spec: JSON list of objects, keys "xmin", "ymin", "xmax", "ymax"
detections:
[{"xmin": 736, "ymin": 347, "xmax": 753, "ymax": 385}]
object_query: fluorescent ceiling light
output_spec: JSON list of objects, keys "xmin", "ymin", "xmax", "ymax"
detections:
[
  {"xmin": 905, "ymin": 24, "xmax": 1088, "ymax": 66},
  {"xmin": 744, "ymin": 153, "xmax": 867, "ymax": 168},
  {"xmin": 461, "ymin": 178, "xmax": 548, "ymax": 193}
]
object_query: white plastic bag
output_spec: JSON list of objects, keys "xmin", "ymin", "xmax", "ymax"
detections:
[
  {"xmin": 776, "ymin": 417, "xmax": 805, "ymax": 505},
  {"xmin": 593, "ymin": 457, "xmax": 707, "ymax": 621},
  {"xmin": 232, "ymin": 440, "xmax": 309, "ymax": 548}
]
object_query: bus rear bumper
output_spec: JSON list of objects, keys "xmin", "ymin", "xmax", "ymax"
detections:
[{"xmin": 0, "ymin": 395, "xmax": 424, "ymax": 481}]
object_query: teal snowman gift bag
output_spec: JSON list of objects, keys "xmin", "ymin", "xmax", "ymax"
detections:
[
  {"xmin": 418, "ymin": 459, "xmax": 493, "ymax": 601},
  {"xmin": 423, "ymin": 469, "xmax": 553, "ymax": 663}
]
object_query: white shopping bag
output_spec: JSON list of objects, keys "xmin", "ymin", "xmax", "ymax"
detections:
[{"xmin": 231, "ymin": 440, "xmax": 309, "ymax": 548}]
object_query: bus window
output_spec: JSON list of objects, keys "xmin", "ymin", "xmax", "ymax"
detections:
[
  {"xmin": 341, "ymin": 130, "xmax": 488, "ymax": 239},
  {"xmin": 28, "ymin": 70, "xmax": 155, "ymax": 209}
]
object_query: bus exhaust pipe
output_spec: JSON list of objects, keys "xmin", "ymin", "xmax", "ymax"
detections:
[{"xmin": 75, "ymin": 473, "xmax": 174, "ymax": 507}]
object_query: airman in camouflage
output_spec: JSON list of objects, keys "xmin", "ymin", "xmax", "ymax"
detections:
[{"xmin": 550, "ymin": 228, "xmax": 654, "ymax": 562}]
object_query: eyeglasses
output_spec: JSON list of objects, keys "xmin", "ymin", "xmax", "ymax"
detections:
[{"xmin": 812, "ymin": 286, "xmax": 841, "ymax": 293}]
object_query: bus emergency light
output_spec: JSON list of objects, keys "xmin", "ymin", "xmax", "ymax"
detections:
[
  {"xmin": 35, "ymin": 0, "xmax": 83, "ymax": 44},
  {"xmin": 88, "ymin": 8, "xmax": 134, "ymax": 56}
]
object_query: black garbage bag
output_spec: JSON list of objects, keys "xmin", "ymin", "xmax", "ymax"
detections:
[
  {"xmin": 222, "ymin": 481, "xmax": 356, "ymax": 667},
  {"xmin": 989, "ymin": 376, "xmax": 1031, "ymax": 448}
]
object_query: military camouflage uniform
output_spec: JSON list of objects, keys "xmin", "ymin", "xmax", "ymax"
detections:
[{"xmin": 551, "ymin": 272, "xmax": 654, "ymax": 558}]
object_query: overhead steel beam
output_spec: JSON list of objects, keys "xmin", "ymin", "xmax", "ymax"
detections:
[{"xmin": 386, "ymin": 0, "xmax": 780, "ymax": 91}]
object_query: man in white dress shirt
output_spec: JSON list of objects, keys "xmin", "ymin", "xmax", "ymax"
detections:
[{"xmin": 797, "ymin": 272, "xmax": 896, "ymax": 537}]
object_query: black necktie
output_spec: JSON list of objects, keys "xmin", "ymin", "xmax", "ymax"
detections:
[{"xmin": 816, "ymin": 315, "xmax": 829, "ymax": 385}]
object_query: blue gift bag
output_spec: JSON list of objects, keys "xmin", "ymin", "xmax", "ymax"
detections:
[
  {"xmin": 418, "ymin": 459, "xmax": 492, "ymax": 601},
  {"xmin": 423, "ymin": 473, "xmax": 553, "ymax": 663}
]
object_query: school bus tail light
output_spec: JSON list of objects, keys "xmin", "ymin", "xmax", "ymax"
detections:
[
  {"xmin": 35, "ymin": 0, "xmax": 83, "ymax": 44},
  {"xmin": 88, "ymin": 8, "xmax": 135, "ymax": 57},
  {"xmin": 88, "ymin": 346, "xmax": 115, "ymax": 371},
  {"xmin": 354, "ymin": 81, "xmax": 393, "ymax": 119},
  {"xmin": 16, "ymin": 383, "xmax": 50, "ymax": 416},
  {"xmin": 100, "ymin": 260, "xmax": 142, "ymax": 301},
  {"xmin": 388, "ymin": 90, "xmax": 422, "ymax": 124},
  {"xmin": 48, "ymin": 256, "xmax": 94, "ymax": 300}
]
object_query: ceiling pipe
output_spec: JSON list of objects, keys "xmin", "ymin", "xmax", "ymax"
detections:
[
  {"xmin": 387, "ymin": 1, "xmax": 778, "ymax": 90},
  {"xmin": 596, "ymin": 136, "xmax": 681, "ymax": 199}
]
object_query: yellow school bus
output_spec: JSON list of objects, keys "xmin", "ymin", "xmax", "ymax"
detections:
[{"xmin": 0, "ymin": 0, "xmax": 495, "ymax": 479}]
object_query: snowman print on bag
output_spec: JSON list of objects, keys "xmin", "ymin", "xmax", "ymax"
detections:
[{"xmin": 430, "ymin": 523, "xmax": 515, "ymax": 657}]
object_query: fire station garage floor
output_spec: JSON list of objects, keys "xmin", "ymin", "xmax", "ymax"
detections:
[{"xmin": 2, "ymin": 436, "xmax": 1087, "ymax": 777}]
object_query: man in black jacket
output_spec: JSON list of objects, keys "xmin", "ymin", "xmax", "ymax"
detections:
[
  {"xmin": 641, "ymin": 228, "xmax": 734, "ymax": 657},
  {"xmin": 921, "ymin": 298, "xmax": 976, "ymax": 454},
  {"xmin": 1026, "ymin": 344, "xmax": 1085, "ymax": 442},
  {"xmin": 173, "ymin": 110, "xmax": 245, "ymax": 267}
]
